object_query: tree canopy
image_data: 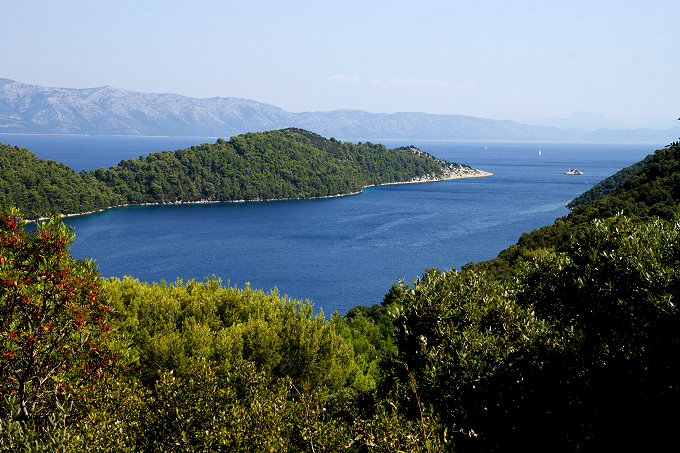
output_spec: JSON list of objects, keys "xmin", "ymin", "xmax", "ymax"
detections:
[
  {"xmin": 0, "ymin": 145, "xmax": 116, "ymax": 220},
  {"xmin": 467, "ymin": 141, "xmax": 680, "ymax": 280},
  {"xmin": 0, "ymin": 209, "xmax": 121, "ymax": 423},
  {"xmin": 3, "ymin": 139, "xmax": 680, "ymax": 451},
  {"xmin": 1, "ymin": 128, "xmax": 480, "ymax": 220}
]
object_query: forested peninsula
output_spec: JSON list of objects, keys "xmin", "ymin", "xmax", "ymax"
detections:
[
  {"xmin": 4, "ymin": 139, "xmax": 680, "ymax": 451},
  {"xmin": 0, "ymin": 128, "xmax": 490, "ymax": 220},
  {"xmin": 566, "ymin": 154, "xmax": 654, "ymax": 208}
]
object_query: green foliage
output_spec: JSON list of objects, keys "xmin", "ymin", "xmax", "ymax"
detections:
[
  {"xmin": 0, "ymin": 209, "xmax": 121, "ymax": 422},
  {"xmin": 384, "ymin": 268, "xmax": 565, "ymax": 450},
  {"xmin": 1, "ymin": 129, "xmax": 470, "ymax": 219},
  {"xmin": 0, "ymin": 395, "xmax": 77, "ymax": 453},
  {"xmin": 514, "ymin": 215, "xmax": 680, "ymax": 448},
  {"xmin": 333, "ymin": 304, "xmax": 398, "ymax": 390},
  {"xmin": 330, "ymin": 396, "xmax": 449, "ymax": 452},
  {"xmin": 139, "ymin": 358, "xmax": 293, "ymax": 452},
  {"xmin": 468, "ymin": 142, "xmax": 680, "ymax": 280},
  {"xmin": 67, "ymin": 377, "xmax": 149, "ymax": 453},
  {"xmin": 0, "ymin": 144, "xmax": 118, "ymax": 220},
  {"xmin": 571, "ymin": 143, "xmax": 680, "ymax": 221},
  {"xmin": 567, "ymin": 154, "xmax": 653, "ymax": 208},
  {"xmin": 103, "ymin": 276, "xmax": 356, "ymax": 392},
  {"xmin": 95, "ymin": 128, "xmax": 461, "ymax": 205},
  {"xmin": 389, "ymin": 215, "xmax": 680, "ymax": 450}
]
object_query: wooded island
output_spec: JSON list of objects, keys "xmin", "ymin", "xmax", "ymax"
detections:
[{"xmin": 0, "ymin": 128, "xmax": 490, "ymax": 221}]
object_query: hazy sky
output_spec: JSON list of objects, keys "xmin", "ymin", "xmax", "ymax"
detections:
[{"xmin": 3, "ymin": 0, "xmax": 678, "ymax": 128}]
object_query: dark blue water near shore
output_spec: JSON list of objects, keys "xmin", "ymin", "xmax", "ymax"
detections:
[{"xmin": 2, "ymin": 134, "xmax": 662, "ymax": 314}]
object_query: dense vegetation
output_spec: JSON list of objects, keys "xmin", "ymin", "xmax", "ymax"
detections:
[
  {"xmin": 566, "ymin": 154, "xmax": 653, "ymax": 208},
  {"xmin": 0, "ymin": 128, "xmax": 477, "ymax": 220},
  {"xmin": 1, "ymin": 212, "xmax": 436, "ymax": 452},
  {"xmin": 3, "ymin": 140, "xmax": 680, "ymax": 451},
  {"xmin": 0, "ymin": 145, "xmax": 116, "ymax": 220},
  {"xmin": 387, "ymin": 214, "xmax": 680, "ymax": 451},
  {"xmin": 467, "ymin": 141, "xmax": 680, "ymax": 280}
]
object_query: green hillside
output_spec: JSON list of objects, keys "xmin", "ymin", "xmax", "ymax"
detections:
[
  {"xmin": 468, "ymin": 141, "xmax": 680, "ymax": 280},
  {"xmin": 566, "ymin": 154, "xmax": 653, "ymax": 208},
  {"xmin": 3, "ymin": 140, "xmax": 680, "ymax": 451},
  {"xmin": 0, "ymin": 145, "xmax": 117, "ymax": 220},
  {"xmin": 0, "ymin": 128, "xmax": 484, "ymax": 220}
]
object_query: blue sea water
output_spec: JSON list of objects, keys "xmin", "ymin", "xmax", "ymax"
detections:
[
  {"xmin": 0, "ymin": 134, "xmax": 217, "ymax": 171},
  {"xmin": 1, "ymin": 134, "xmax": 663, "ymax": 314}
]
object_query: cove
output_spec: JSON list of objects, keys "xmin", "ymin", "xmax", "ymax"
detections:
[
  {"xmin": 38, "ymin": 139, "xmax": 657, "ymax": 315},
  {"xmin": 3, "ymin": 134, "xmax": 660, "ymax": 314}
]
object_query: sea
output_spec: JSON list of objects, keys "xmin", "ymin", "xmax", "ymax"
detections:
[{"xmin": 1, "ymin": 133, "xmax": 665, "ymax": 315}]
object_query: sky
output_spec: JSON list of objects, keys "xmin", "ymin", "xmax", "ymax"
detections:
[{"xmin": 2, "ymin": 0, "xmax": 678, "ymax": 128}]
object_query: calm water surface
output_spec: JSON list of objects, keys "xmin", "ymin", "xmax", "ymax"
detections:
[{"xmin": 2, "ymin": 134, "xmax": 662, "ymax": 314}]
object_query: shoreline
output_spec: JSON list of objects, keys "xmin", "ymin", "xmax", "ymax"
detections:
[{"xmin": 27, "ymin": 168, "xmax": 493, "ymax": 223}]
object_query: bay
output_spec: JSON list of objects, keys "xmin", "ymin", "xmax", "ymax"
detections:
[
  {"xmin": 0, "ymin": 134, "xmax": 217, "ymax": 171},
  {"xmin": 2, "ymin": 134, "xmax": 662, "ymax": 314}
]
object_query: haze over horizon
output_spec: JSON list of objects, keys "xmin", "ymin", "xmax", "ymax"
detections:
[{"xmin": 3, "ymin": 0, "xmax": 678, "ymax": 130}]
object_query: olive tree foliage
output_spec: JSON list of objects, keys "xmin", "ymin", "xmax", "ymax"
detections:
[
  {"xmin": 102, "ymin": 276, "xmax": 360, "ymax": 392},
  {"xmin": 0, "ymin": 209, "xmax": 120, "ymax": 423},
  {"xmin": 515, "ymin": 214, "xmax": 680, "ymax": 448},
  {"xmin": 383, "ymin": 268, "xmax": 565, "ymax": 451},
  {"xmin": 386, "ymin": 214, "xmax": 680, "ymax": 451},
  {"xmin": 60, "ymin": 276, "xmax": 448, "ymax": 453},
  {"xmin": 0, "ymin": 216, "xmax": 447, "ymax": 452}
]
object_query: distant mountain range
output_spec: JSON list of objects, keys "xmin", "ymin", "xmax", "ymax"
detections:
[
  {"xmin": 1, "ymin": 78, "xmax": 678, "ymax": 142},
  {"xmin": 527, "ymin": 112, "xmax": 630, "ymax": 131}
]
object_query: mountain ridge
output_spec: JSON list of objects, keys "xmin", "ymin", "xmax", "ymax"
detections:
[{"xmin": 1, "ymin": 78, "xmax": 678, "ymax": 142}]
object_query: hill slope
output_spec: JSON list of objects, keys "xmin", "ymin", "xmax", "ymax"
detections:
[
  {"xmin": 0, "ymin": 128, "xmax": 490, "ymax": 220},
  {"xmin": 4, "ymin": 135, "xmax": 680, "ymax": 451},
  {"xmin": 376, "ymin": 140, "xmax": 680, "ymax": 450},
  {"xmin": 0, "ymin": 146, "xmax": 116, "ymax": 219},
  {"xmin": 566, "ymin": 154, "xmax": 654, "ymax": 208},
  {"xmin": 468, "ymin": 141, "xmax": 680, "ymax": 279}
]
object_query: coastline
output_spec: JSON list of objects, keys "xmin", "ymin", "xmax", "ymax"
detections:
[{"xmin": 27, "ymin": 168, "xmax": 493, "ymax": 223}]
